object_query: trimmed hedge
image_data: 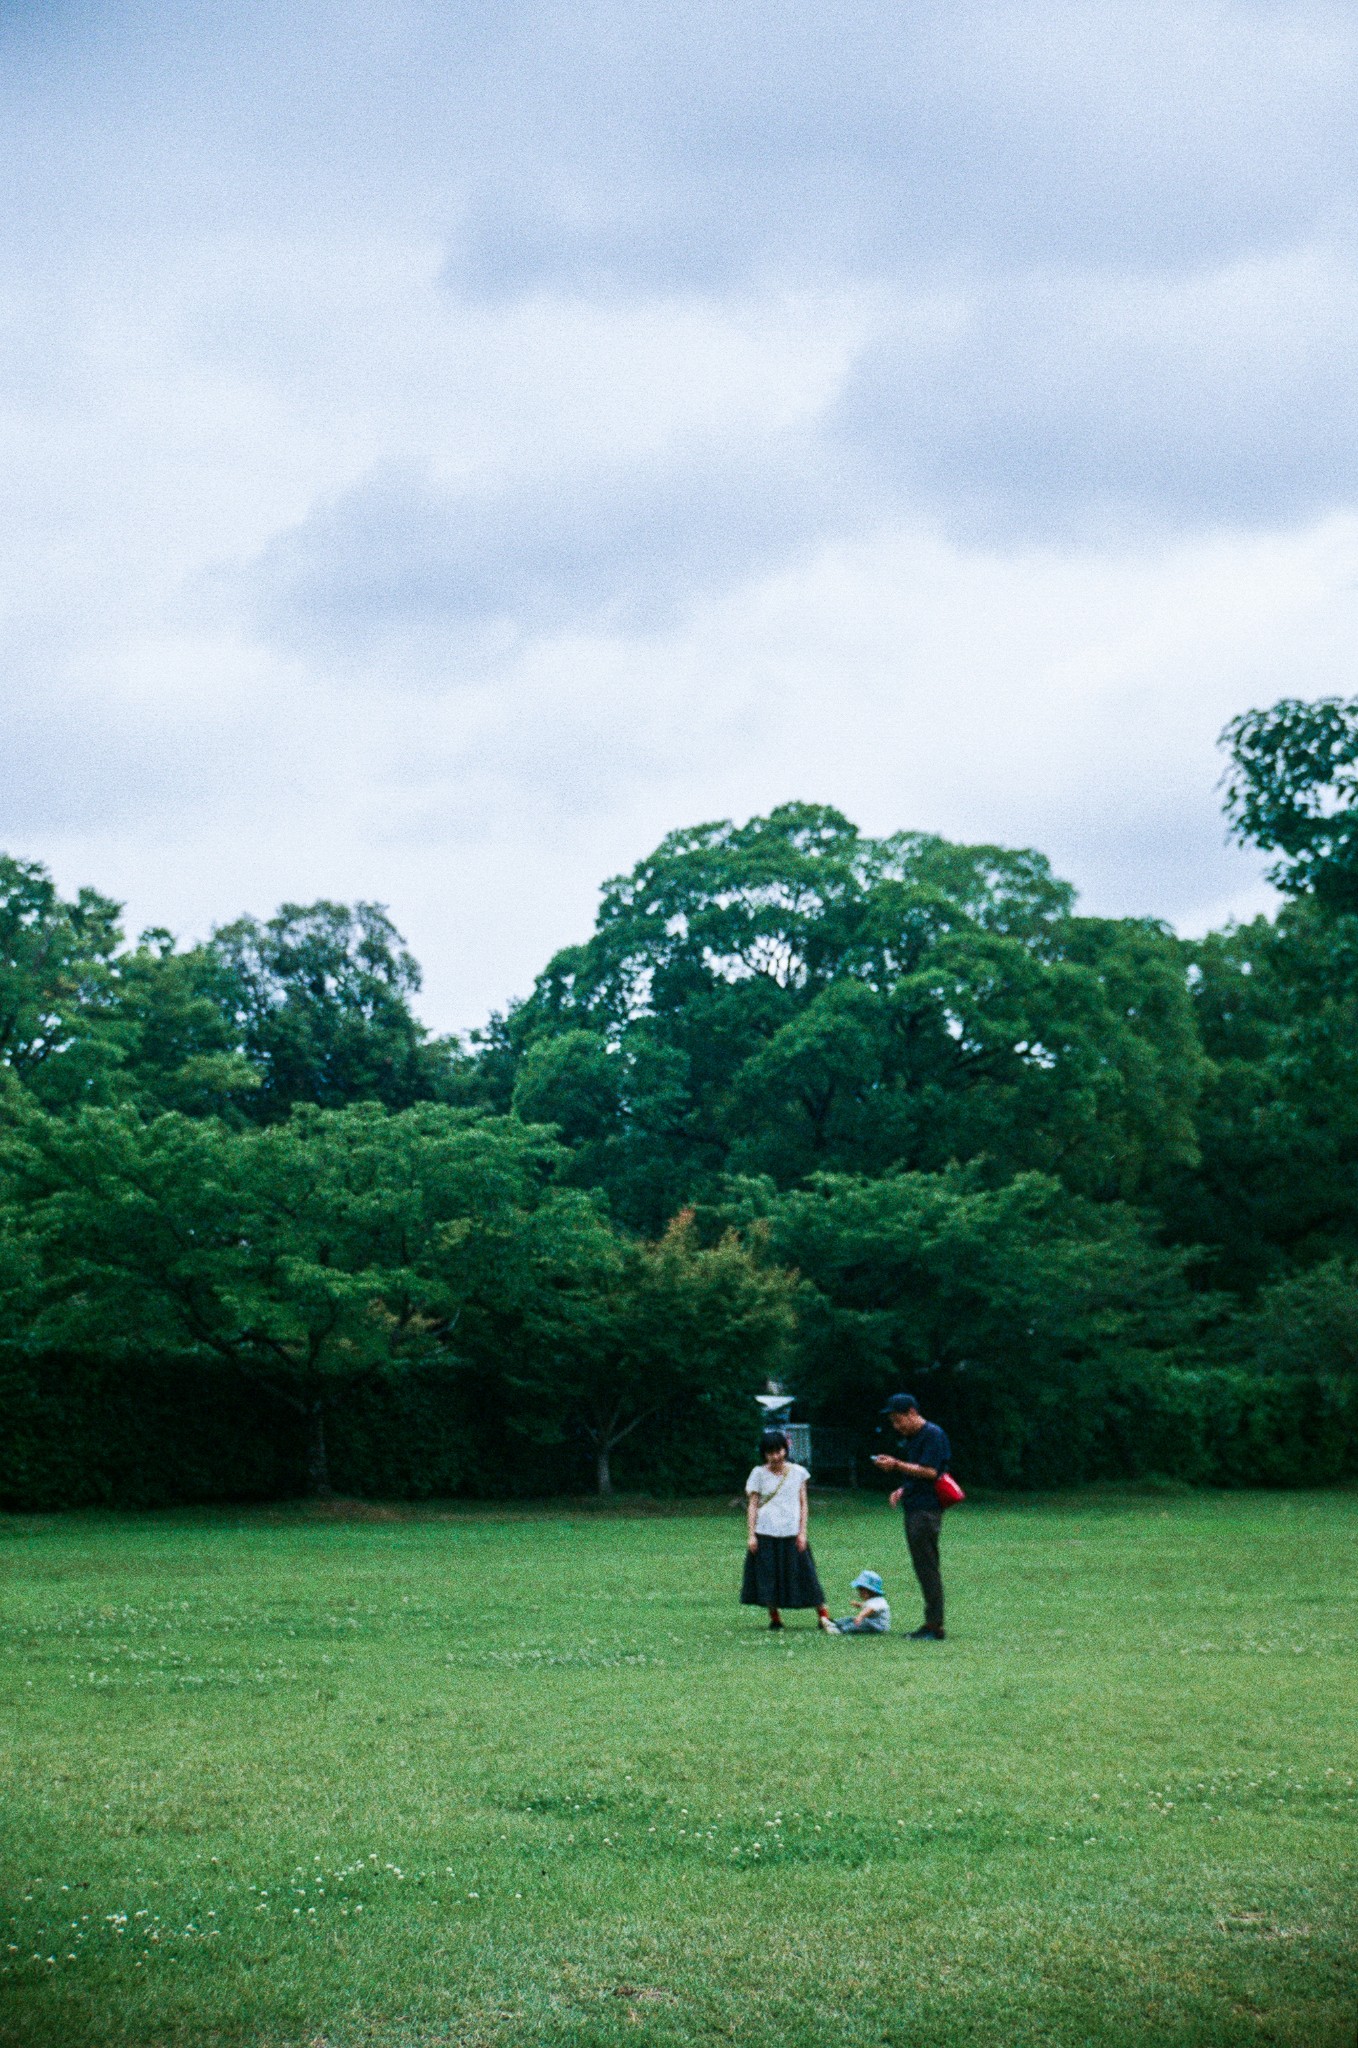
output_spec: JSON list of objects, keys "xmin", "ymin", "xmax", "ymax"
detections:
[
  {"xmin": 2, "ymin": 1350, "xmax": 1354, "ymax": 1512},
  {"xmin": 0, "ymin": 1354, "xmax": 294, "ymax": 1511},
  {"xmin": 0, "ymin": 1352, "xmax": 761, "ymax": 1510},
  {"xmin": 908, "ymin": 1361, "xmax": 1358, "ymax": 1491}
]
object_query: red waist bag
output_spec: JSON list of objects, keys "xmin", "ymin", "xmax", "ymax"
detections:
[{"xmin": 935, "ymin": 1472, "xmax": 965, "ymax": 1508}]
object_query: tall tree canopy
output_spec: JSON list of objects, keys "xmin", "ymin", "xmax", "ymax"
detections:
[
  {"xmin": 206, "ymin": 900, "xmax": 456, "ymax": 1118},
  {"xmin": 502, "ymin": 803, "xmax": 1206, "ymax": 1227},
  {"xmin": 710, "ymin": 1165, "xmax": 1209, "ymax": 1485},
  {"xmin": 0, "ymin": 1091, "xmax": 794, "ymax": 1496},
  {"xmin": 0, "ymin": 1095, "xmax": 590, "ymax": 1490},
  {"xmin": 1157, "ymin": 698, "xmax": 1358, "ymax": 1290},
  {"xmin": 1221, "ymin": 695, "xmax": 1358, "ymax": 910},
  {"xmin": 0, "ymin": 857, "xmax": 124, "ymax": 1108},
  {"xmin": 0, "ymin": 867, "xmax": 462, "ymax": 1124}
]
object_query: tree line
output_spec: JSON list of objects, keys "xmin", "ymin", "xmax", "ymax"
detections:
[{"xmin": 4, "ymin": 695, "xmax": 1358, "ymax": 1504}]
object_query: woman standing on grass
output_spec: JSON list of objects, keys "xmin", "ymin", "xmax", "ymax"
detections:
[{"xmin": 741, "ymin": 1430, "xmax": 836, "ymax": 1631}]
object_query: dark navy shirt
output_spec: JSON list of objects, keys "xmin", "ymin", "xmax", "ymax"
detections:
[{"xmin": 895, "ymin": 1421, "xmax": 951, "ymax": 1513}]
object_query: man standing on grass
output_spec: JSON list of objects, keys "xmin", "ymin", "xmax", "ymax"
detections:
[{"xmin": 871, "ymin": 1394, "xmax": 951, "ymax": 1641}]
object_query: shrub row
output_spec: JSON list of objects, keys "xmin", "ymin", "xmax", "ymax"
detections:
[
  {"xmin": 2, "ymin": 1352, "xmax": 1353, "ymax": 1512},
  {"xmin": 910, "ymin": 1361, "xmax": 1358, "ymax": 1491}
]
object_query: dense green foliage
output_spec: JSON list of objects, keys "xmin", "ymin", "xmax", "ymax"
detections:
[
  {"xmin": 2, "ymin": 1495, "xmax": 1354, "ymax": 2047},
  {"xmin": 501, "ymin": 808, "xmax": 1205, "ymax": 1221},
  {"xmin": 0, "ymin": 1095, "xmax": 789, "ymax": 1503},
  {"xmin": 1221, "ymin": 695, "xmax": 1358, "ymax": 911},
  {"xmin": 4, "ymin": 695, "xmax": 1358, "ymax": 1501}
]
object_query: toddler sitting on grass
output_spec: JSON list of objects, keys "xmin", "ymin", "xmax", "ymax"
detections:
[{"xmin": 831, "ymin": 1570, "xmax": 890, "ymax": 1633}]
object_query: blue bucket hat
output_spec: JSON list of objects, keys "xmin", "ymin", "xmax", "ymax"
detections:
[{"xmin": 851, "ymin": 1570, "xmax": 884, "ymax": 1595}]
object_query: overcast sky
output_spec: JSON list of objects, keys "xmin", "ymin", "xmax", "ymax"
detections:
[{"xmin": 4, "ymin": 1, "xmax": 1357, "ymax": 1032}]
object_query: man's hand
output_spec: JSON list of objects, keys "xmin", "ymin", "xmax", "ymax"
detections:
[
  {"xmin": 872, "ymin": 1453, "xmax": 901, "ymax": 1472},
  {"xmin": 889, "ymin": 1487, "xmax": 903, "ymax": 1508}
]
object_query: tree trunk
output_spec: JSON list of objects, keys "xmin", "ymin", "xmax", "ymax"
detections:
[
  {"xmin": 596, "ymin": 1445, "xmax": 613, "ymax": 1497},
  {"xmin": 307, "ymin": 1402, "xmax": 333, "ymax": 1497}
]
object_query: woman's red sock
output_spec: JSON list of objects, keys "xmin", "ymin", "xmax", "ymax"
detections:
[
  {"xmin": 768, "ymin": 1607, "xmax": 783, "ymax": 1629},
  {"xmin": 817, "ymin": 1605, "xmax": 831, "ymax": 1621}
]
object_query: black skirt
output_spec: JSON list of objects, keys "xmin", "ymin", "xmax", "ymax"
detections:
[{"xmin": 741, "ymin": 1534, "xmax": 826, "ymax": 1608}]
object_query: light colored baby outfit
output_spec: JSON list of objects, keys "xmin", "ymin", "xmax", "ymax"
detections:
[{"xmin": 834, "ymin": 1595, "xmax": 890, "ymax": 1633}]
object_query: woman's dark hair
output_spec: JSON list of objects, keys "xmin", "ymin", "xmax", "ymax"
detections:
[{"xmin": 759, "ymin": 1429, "xmax": 790, "ymax": 1457}]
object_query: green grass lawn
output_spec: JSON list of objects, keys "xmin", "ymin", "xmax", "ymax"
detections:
[{"xmin": 1, "ymin": 1488, "xmax": 1355, "ymax": 2048}]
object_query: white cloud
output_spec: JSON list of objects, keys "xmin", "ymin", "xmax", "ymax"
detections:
[{"xmin": 30, "ymin": 512, "xmax": 1358, "ymax": 1029}]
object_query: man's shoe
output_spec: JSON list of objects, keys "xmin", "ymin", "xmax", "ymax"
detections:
[{"xmin": 908, "ymin": 1625, "xmax": 946, "ymax": 1640}]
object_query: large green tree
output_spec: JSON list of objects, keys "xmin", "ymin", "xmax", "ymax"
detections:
[
  {"xmin": 206, "ymin": 901, "xmax": 458, "ymax": 1119},
  {"xmin": 506, "ymin": 1210, "xmax": 796, "ymax": 1494},
  {"xmin": 0, "ymin": 857, "xmax": 124, "ymax": 1108},
  {"xmin": 0, "ymin": 861, "xmax": 468, "ymax": 1126},
  {"xmin": 100, "ymin": 931, "xmax": 262, "ymax": 1119},
  {"xmin": 0, "ymin": 1095, "xmax": 581, "ymax": 1490},
  {"xmin": 713, "ymin": 1166, "xmax": 1212, "ymax": 1485},
  {"xmin": 0, "ymin": 1094, "xmax": 795, "ymax": 1497},
  {"xmin": 1159, "ymin": 698, "xmax": 1358, "ymax": 1289},
  {"xmin": 499, "ymin": 804, "xmax": 1206, "ymax": 1226},
  {"xmin": 1162, "ymin": 900, "xmax": 1358, "ymax": 1288},
  {"xmin": 1221, "ymin": 695, "xmax": 1358, "ymax": 911}
]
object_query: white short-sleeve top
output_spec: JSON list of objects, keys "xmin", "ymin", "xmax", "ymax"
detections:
[{"xmin": 745, "ymin": 1462, "xmax": 809, "ymax": 1537}]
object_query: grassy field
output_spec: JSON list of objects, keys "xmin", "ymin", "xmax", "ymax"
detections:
[{"xmin": 0, "ymin": 1489, "xmax": 1354, "ymax": 2048}]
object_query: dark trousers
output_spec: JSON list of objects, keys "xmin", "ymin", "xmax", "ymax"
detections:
[{"xmin": 905, "ymin": 1509, "xmax": 945, "ymax": 1630}]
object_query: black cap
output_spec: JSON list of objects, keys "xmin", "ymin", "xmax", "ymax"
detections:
[{"xmin": 881, "ymin": 1393, "xmax": 919, "ymax": 1414}]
